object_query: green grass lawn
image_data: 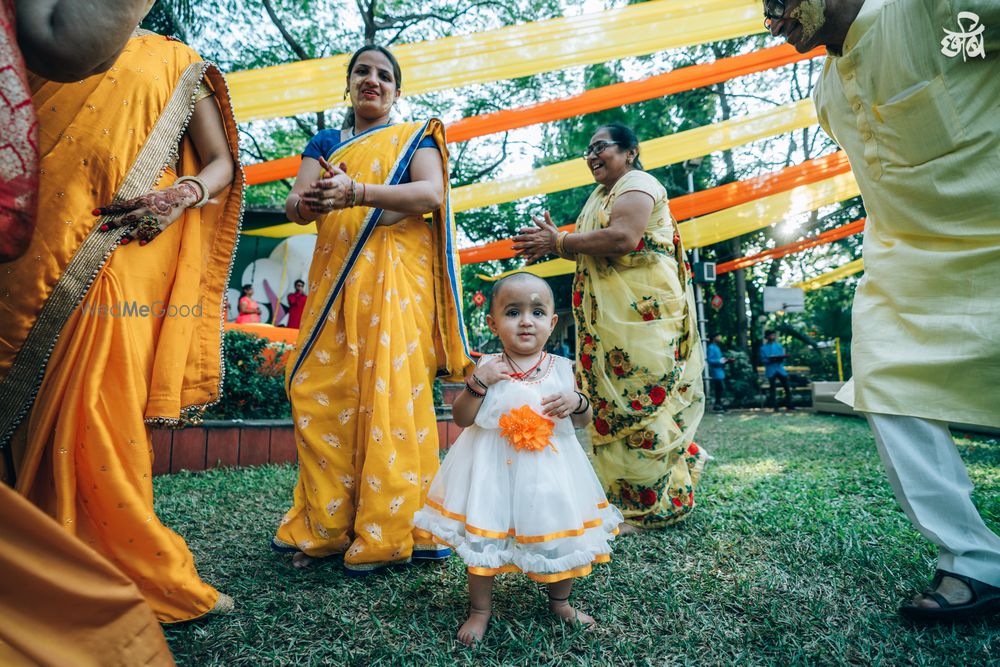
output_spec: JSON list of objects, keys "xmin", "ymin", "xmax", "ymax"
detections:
[{"xmin": 156, "ymin": 412, "xmax": 1000, "ymax": 666}]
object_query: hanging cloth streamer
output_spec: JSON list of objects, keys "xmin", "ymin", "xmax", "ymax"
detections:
[{"xmin": 228, "ymin": 0, "xmax": 764, "ymax": 123}]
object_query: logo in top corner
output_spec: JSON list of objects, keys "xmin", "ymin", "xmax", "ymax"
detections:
[{"xmin": 941, "ymin": 11, "xmax": 986, "ymax": 61}]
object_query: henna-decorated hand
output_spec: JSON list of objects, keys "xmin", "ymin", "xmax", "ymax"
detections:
[
  {"xmin": 300, "ymin": 156, "xmax": 353, "ymax": 214},
  {"xmin": 511, "ymin": 211, "xmax": 560, "ymax": 264},
  {"xmin": 95, "ymin": 181, "xmax": 201, "ymax": 246},
  {"xmin": 541, "ymin": 390, "xmax": 583, "ymax": 419}
]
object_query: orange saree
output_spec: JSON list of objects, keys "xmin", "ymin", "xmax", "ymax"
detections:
[{"xmin": 0, "ymin": 33, "xmax": 243, "ymax": 622}]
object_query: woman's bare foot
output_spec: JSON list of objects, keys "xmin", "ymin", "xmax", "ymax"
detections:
[
  {"xmin": 457, "ymin": 608, "xmax": 491, "ymax": 646},
  {"xmin": 548, "ymin": 599, "xmax": 596, "ymax": 627},
  {"xmin": 617, "ymin": 522, "xmax": 642, "ymax": 536},
  {"xmin": 292, "ymin": 551, "xmax": 316, "ymax": 569}
]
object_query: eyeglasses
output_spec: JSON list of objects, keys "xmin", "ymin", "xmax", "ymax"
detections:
[
  {"xmin": 763, "ymin": 0, "xmax": 786, "ymax": 30},
  {"xmin": 583, "ymin": 141, "xmax": 621, "ymax": 159}
]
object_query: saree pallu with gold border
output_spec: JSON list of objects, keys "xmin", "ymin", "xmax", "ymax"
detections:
[
  {"xmin": 0, "ymin": 33, "xmax": 243, "ymax": 622},
  {"xmin": 273, "ymin": 120, "xmax": 470, "ymax": 574},
  {"xmin": 572, "ymin": 170, "xmax": 706, "ymax": 528}
]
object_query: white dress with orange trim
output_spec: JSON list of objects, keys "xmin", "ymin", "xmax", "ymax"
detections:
[{"xmin": 413, "ymin": 355, "xmax": 622, "ymax": 583}]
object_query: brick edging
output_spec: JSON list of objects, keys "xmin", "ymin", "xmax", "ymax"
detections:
[{"xmin": 152, "ymin": 416, "xmax": 463, "ymax": 476}]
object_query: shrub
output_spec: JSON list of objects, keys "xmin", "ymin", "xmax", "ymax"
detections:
[{"xmin": 204, "ymin": 330, "xmax": 292, "ymax": 420}]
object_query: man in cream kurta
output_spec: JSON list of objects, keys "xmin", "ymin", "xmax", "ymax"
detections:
[{"xmin": 765, "ymin": 0, "xmax": 1000, "ymax": 620}]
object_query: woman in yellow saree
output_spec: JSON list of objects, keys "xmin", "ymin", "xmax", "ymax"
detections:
[
  {"xmin": 0, "ymin": 29, "xmax": 243, "ymax": 622},
  {"xmin": 513, "ymin": 123, "xmax": 706, "ymax": 531},
  {"xmin": 273, "ymin": 45, "xmax": 469, "ymax": 575}
]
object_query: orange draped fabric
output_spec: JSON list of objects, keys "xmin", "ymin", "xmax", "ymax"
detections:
[
  {"xmin": 459, "ymin": 151, "xmax": 851, "ymax": 265},
  {"xmin": 244, "ymin": 45, "xmax": 824, "ymax": 187},
  {"xmin": 0, "ymin": 34, "xmax": 243, "ymax": 623},
  {"xmin": 0, "ymin": 483, "xmax": 176, "ymax": 666},
  {"xmin": 716, "ymin": 218, "xmax": 865, "ymax": 274}
]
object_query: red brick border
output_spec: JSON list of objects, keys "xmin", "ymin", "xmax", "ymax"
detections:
[{"xmin": 151, "ymin": 417, "xmax": 462, "ymax": 476}]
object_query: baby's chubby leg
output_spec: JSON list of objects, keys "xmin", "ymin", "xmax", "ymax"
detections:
[
  {"xmin": 547, "ymin": 579, "xmax": 595, "ymax": 627},
  {"xmin": 458, "ymin": 573, "xmax": 493, "ymax": 646}
]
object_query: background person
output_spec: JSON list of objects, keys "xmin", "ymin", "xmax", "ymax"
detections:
[
  {"xmin": 706, "ymin": 334, "xmax": 728, "ymax": 412},
  {"xmin": 760, "ymin": 329, "xmax": 793, "ymax": 411}
]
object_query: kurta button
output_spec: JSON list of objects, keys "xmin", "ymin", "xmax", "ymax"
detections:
[
  {"xmin": 845, "ymin": 73, "xmax": 854, "ymax": 80},
  {"xmin": 853, "ymin": 102, "xmax": 862, "ymax": 111},
  {"xmin": 863, "ymin": 132, "xmax": 873, "ymax": 140}
]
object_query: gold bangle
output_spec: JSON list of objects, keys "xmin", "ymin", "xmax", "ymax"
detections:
[
  {"xmin": 555, "ymin": 231, "xmax": 569, "ymax": 258},
  {"xmin": 175, "ymin": 175, "xmax": 210, "ymax": 208}
]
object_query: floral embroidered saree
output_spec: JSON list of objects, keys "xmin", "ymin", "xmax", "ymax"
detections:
[{"xmin": 572, "ymin": 169, "xmax": 706, "ymax": 528}]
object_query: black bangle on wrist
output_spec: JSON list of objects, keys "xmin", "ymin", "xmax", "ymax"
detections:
[{"xmin": 572, "ymin": 392, "xmax": 590, "ymax": 415}]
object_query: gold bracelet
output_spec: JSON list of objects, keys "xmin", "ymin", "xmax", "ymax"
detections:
[
  {"xmin": 175, "ymin": 175, "xmax": 210, "ymax": 208},
  {"xmin": 555, "ymin": 231, "xmax": 569, "ymax": 258}
]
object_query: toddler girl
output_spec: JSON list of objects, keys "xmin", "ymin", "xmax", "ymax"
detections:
[{"xmin": 413, "ymin": 273, "xmax": 621, "ymax": 645}]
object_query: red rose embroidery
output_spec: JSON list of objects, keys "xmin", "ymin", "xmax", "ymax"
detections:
[
  {"xmin": 674, "ymin": 348, "xmax": 680, "ymax": 360},
  {"xmin": 584, "ymin": 334, "xmax": 594, "ymax": 345},
  {"xmin": 642, "ymin": 438, "xmax": 654, "ymax": 450},
  {"xmin": 642, "ymin": 311, "xmax": 655, "ymax": 321},
  {"xmin": 594, "ymin": 418, "xmax": 610, "ymax": 435},
  {"xmin": 671, "ymin": 497, "xmax": 683, "ymax": 507},
  {"xmin": 649, "ymin": 386, "xmax": 666, "ymax": 405},
  {"xmin": 631, "ymin": 400, "xmax": 642, "ymax": 411},
  {"xmin": 639, "ymin": 489, "xmax": 657, "ymax": 506},
  {"xmin": 688, "ymin": 491, "xmax": 694, "ymax": 504},
  {"xmin": 634, "ymin": 238, "xmax": 646, "ymax": 252},
  {"xmin": 581, "ymin": 354, "xmax": 592, "ymax": 370},
  {"xmin": 573, "ymin": 291, "xmax": 582, "ymax": 307},
  {"xmin": 687, "ymin": 443, "xmax": 700, "ymax": 455},
  {"xmin": 613, "ymin": 366, "xmax": 625, "ymax": 376}
]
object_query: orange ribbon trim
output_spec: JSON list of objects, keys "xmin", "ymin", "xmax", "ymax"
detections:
[
  {"xmin": 716, "ymin": 217, "xmax": 865, "ymax": 274},
  {"xmin": 468, "ymin": 553, "xmax": 611, "ymax": 583},
  {"xmin": 243, "ymin": 45, "xmax": 823, "ymax": 187},
  {"xmin": 424, "ymin": 498, "xmax": 607, "ymax": 544},
  {"xmin": 459, "ymin": 151, "xmax": 851, "ymax": 265}
]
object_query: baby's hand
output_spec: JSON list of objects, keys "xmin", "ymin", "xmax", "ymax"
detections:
[
  {"xmin": 541, "ymin": 391, "xmax": 582, "ymax": 419},
  {"xmin": 471, "ymin": 356, "xmax": 511, "ymax": 387}
]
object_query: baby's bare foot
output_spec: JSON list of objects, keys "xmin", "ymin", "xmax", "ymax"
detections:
[
  {"xmin": 292, "ymin": 552, "xmax": 315, "ymax": 569},
  {"xmin": 457, "ymin": 608, "xmax": 491, "ymax": 646},
  {"xmin": 549, "ymin": 600, "xmax": 596, "ymax": 627}
]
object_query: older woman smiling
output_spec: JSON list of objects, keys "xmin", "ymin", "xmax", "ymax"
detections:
[{"xmin": 513, "ymin": 123, "xmax": 707, "ymax": 532}]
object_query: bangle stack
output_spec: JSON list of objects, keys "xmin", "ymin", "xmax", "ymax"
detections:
[
  {"xmin": 465, "ymin": 373, "xmax": 488, "ymax": 398},
  {"xmin": 555, "ymin": 231, "xmax": 571, "ymax": 258},
  {"xmin": 571, "ymin": 391, "xmax": 590, "ymax": 415},
  {"xmin": 175, "ymin": 175, "xmax": 210, "ymax": 208},
  {"xmin": 348, "ymin": 181, "xmax": 366, "ymax": 208}
]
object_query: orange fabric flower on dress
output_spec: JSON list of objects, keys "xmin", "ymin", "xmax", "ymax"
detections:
[{"xmin": 499, "ymin": 405, "xmax": 556, "ymax": 453}]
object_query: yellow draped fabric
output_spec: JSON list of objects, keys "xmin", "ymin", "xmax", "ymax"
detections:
[
  {"xmin": 245, "ymin": 99, "xmax": 820, "ymax": 238},
  {"xmin": 483, "ymin": 170, "xmax": 861, "ymax": 280},
  {"xmin": 228, "ymin": 0, "xmax": 763, "ymax": 122},
  {"xmin": 677, "ymin": 170, "xmax": 859, "ymax": 248},
  {"xmin": 796, "ymin": 258, "xmax": 864, "ymax": 292},
  {"xmin": 0, "ymin": 34, "xmax": 243, "ymax": 622},
  {"xmin": 273, "ymin": 121, "xmax": 471, "ymax": 573},
  {"xmin": 572, "ymin": 170, "xmax": 706, "ymax": 528},
  {"xmin": 451, "ymin": 98, "xmax": 817, "ymax": 213},
  {"xmin": 0, "ymin": 483, "xmax": 175, "ymax": 666}
]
